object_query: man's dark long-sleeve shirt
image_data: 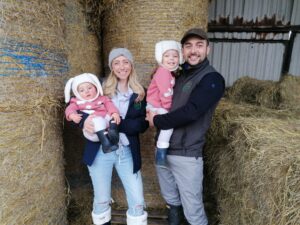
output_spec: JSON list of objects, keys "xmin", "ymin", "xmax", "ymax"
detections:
[{"xmin": 153, "ymin": 72, "xmax": 225, "ymax": 130}]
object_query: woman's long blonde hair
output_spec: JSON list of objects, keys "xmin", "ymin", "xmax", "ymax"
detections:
[{"xmin": 104, "ymin": 65, "xmax": 145, "ymax": 100}]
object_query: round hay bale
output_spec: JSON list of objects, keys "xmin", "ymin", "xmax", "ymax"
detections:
[
  {"xmin": 0, "ymin": 79, "xmax": 67, "ymax": 225},
  {"xmin": 102, "ymin": 0, "xmax": 209, "ymax": 86},
  {"xmin": 64, "ymin": 0, "xmax": 101, "ymax": 76},
  {"xmin": 0, "ymin": 1, "xmax": 65, "ymax": 50},
  {"xmin": 102, "ymin": 0, "xmax": 209, "ymax": 209},
  {"xmin": 205, "ymin": 100, "xmax": 300, "ymax": 225},
  {"xmin": 0, "ymin": 1, "xmax": 68, "ymax": 224}
]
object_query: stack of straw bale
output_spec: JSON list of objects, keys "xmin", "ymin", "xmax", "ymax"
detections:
[
  {"xmin": 102, "ymin": 0, "xmax": 209, "ymax": 209},
  {"xmin": 205, "ymin": 97, "xmax": 300, "ymax": 225},
  {"xmin": 63, "ymin": 0, "xmax": 101, "ymax": 185},
  {"xmin": 0, "ymin": 1, "xmax": 67, "ymax": 224},
  {"xmin": 62, "ymin": 0, "xmax": 102, "ymax": 223}
]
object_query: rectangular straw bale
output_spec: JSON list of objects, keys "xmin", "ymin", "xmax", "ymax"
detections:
[
  {"xmin": 227, "ymin": 75, "xmax": 300, "ymax": 114},
  {"xmin": 279, "ymin": 75, "xmax": 300, "ymax": 112},
  {"xmin": 226, "ymin": 76, "xmax": 280, "ymax": 109},
  {"xmin": 205, "ymin": 99, "xmax": 300, "ymax": 225}
]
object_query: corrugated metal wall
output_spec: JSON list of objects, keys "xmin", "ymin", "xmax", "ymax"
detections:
[
  {"xmin": 208, "ymin": 42, "xmax": 285, "ymax": 86},
  {"xmin": 208, "ymin": 0, "xmax": 300, "ymax": 86},
  {"xmin": 209, "ymin": 0, "xmax": 296, "ymax": 25}
]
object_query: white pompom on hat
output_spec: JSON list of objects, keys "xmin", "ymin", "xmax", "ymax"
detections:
[
  {"xmin": 64, "ymin": 73, "xmax": 103, "ymax": 103},
  {"xmin": 155, "ymin": 40, "xmax": 184, "ymax": 70}
]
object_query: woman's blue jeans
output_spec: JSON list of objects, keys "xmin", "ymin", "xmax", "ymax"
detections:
[{"xmin": 88, "ymin": 145, "xmax": 145, "ymax": 217}]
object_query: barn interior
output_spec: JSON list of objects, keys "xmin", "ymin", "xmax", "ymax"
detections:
[{"xmin": 1, "ymin": 0, "xmax": 300, "ymax": 225}]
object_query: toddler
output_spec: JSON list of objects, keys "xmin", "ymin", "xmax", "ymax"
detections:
[
  {"xmin": 65, "ymin": 73, "xmax": 120, "ymax": 153},
  {"xmin": 147, "ymin": 40, "xmax": 183, "ymax": 167}
]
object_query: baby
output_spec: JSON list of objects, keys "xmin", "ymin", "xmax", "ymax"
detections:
[{"xmin": 64, "ymin": 73, "xmax": 120, "ymax": 153}]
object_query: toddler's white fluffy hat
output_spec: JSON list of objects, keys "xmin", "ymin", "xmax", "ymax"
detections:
[
  {"xmin": 64, "ymin": 73, "xmax": 103, "ymax": 103},
  {"xmin": 155, "ymin": 40, "xmax": 184, "ymax": 70}
]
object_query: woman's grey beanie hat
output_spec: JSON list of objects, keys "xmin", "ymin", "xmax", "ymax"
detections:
[{"xmin": 108, "ymin": 48, "xmax": 133, "ymax": 70}]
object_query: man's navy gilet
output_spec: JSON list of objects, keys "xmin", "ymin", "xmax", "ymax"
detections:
[{"xmin": 168, "ymin": 59, "xmax": 218, "ymax": 157}]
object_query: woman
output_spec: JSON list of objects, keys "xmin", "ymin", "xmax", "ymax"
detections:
[{"xmin": 83, "ymin": 48, "xmax": 148, "ymax": 225}]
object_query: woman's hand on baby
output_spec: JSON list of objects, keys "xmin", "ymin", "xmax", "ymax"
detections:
[
  {"xmin": 69, "ymin": 113, "xmax": 82, "ymax": 124},
  {"xmin": 83, "ymin": 114, "xmax": 95, "ymax": 134},
  {"xmin": 111, "ymin": 113, "xmax": 121, "ymax": 124}
]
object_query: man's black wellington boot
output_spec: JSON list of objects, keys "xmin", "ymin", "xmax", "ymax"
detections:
[{"xmin": 167, "ymin": 204, "xmax": 184, "ymax": 225}]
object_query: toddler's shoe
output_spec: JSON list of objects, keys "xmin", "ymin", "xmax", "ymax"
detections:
[
  {"xmin": 155, "ymin": 147, "xmax": 168, "ymax": 168},
  {"xmin": 108, "ymin": 120, "xmax": 119, "ymax": 145},
  {"xmin": 96, "ymin": 130, "xmax": 118, "ymax": 153}
]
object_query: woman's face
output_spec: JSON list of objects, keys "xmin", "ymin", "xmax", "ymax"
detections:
[{"xmin": 111, "ymin": 55, "xmax": 132, "ymax": 81}]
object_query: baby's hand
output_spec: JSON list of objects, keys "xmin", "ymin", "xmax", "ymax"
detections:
[
  {"xmin": 111, "ymin": 113, "xmax": 121, "ymax": 124},
  {"xmin": 69, "ymin": 113, "xmax": 82, "ymax": 124}
]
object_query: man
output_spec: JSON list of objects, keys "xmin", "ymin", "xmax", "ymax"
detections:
[{"xmin": 146, "ymin": 28, "xmax": 225, "ymax": 225}]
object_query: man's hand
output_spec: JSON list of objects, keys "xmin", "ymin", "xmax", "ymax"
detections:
[
  {"xmin": 69, "ymin": 113, "xmax": 82, "ymax": 124},
  {"xmin": 146, "ymin": 110, "xmax": 157, "ymax": 127}
]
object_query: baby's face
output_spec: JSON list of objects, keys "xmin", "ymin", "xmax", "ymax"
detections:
[
  {"xmin": 162, "ymin": 49, "xmax": 179, "ymax": 71},
  {"xmin": 78, "ymin": 82, "xmax": 97, "ymax": 100}
]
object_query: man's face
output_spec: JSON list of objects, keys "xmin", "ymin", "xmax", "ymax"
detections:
[{"xmin": 182, "ymin": 37, "xmax": 210, "ymax": 66}]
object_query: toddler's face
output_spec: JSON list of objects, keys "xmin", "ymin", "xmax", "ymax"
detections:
[
  {"xmin": 77, "ymin": 82, "xmax": 97, "ymax": 100},
  {"xmin": 162, "ymin": 49, "xmax": 179, "ymax": 71}
]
